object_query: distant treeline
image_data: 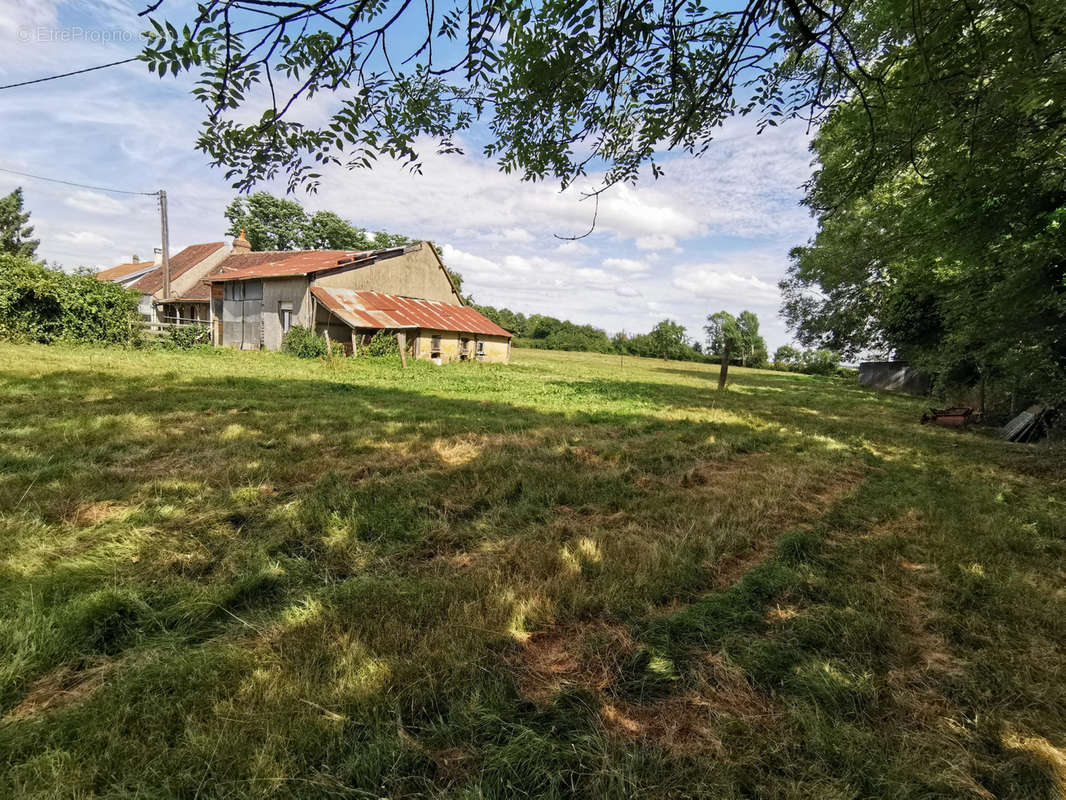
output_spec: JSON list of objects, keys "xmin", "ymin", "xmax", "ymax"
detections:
[
  {"xmin": 474, "ymin": 305, "xmax": 706, "ymax": 362},
  {"xmin": 475, "ymin": 303, "xmax": 844, "ymax": 374}
]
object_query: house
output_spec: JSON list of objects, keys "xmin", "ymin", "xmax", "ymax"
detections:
[
  {"xmin": 94, "ymin": 254, "xmax": 158, "ymax": 288},
  {"xmin": 98, "ymin": 242, "xmax": 230, "ymax": 323},
  {"xmin": 203, "ymin": 235, "xmax": 512, "ymax": 362}
]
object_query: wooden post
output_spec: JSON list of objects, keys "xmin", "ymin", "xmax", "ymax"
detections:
[
  {"xmin": 351, "ymin": 329, "xmax": 358, "ymax": 356},
  {"xmin": 397, "ymin": 331, "xmax": 407, "ymax": 369},
  {"xmin": 718, "ymin": 344, "xmax": 731, "ymax": 391}
]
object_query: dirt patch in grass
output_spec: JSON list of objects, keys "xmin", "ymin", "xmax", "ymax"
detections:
[
  {"xmin": 69, "ymin": 500, "xmax": 127, "ymax": 528},
  {"xmin": 5, "ymin": 658, "xmax": 115, "ymax": 721},
  {"xmin": 600, "ymin": 654, "xmax": 777, "ymax": 756},
  {"xmin": 511, "ymin": 622, "xmax": 778, "ymax": 756},
  {"xmin": 509, "ymin": 621, "xmax": 638, "ymax": 705}
]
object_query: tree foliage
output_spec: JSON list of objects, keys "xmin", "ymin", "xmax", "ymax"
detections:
[
  {"xmin": 648, "ymin": 319, "xmax": 688, "ymax": 361},
  {"xmin": 225, "ymin": 192, "xmax": 410, "ymax": 252},
  {"xmin": 780, "ymin": 0, "xmax": 1066, "ymax": 401},
  {"xmin": 0, "ymin": 254, "xmax": 138, "ymax": 345},
  {"xmin": 773, "ymin": 345, "xmax": 801, "ymax": 365},
  {"xmin": 0, "ymin": 188, "xmax": 39, "ymax": 260},
  {"xmin": 475, "ymin": 304, "xmax": 707, "ymax": 360},
  {"xmin": 704, "ymin": 311, "xmax": 743, "ymax": 355},
  {"xmin": 141, "ymin": 0, "xmax": 893, "ymax": 195}
]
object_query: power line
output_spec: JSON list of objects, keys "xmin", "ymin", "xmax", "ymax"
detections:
[
  {"xmin": 0, "ymin": 57, "xmax": 140, "ymax": 91},
  {"xmin": 0, "ymin": 3, "xmax": 367, "ymax": 93},
  {"xmin": 0, "ymin": 166, "xmax": 158, "ymax": 196}
]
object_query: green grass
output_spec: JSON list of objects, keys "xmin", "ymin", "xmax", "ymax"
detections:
[{"xmin": 1, "ymin": 342, "xmax": 1064, "ymax": 798}]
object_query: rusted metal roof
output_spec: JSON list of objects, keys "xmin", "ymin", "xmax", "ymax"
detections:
[
  {"xmin": 204, "ymin": 248, "xmax": 406, "ymax": 282},
  {"xmin": 311, "ymin": 287, "xmax": 512, "ymax": 338}
]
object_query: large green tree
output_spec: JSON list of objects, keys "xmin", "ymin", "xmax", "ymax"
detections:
[
  {"xmin": 224, "ymin": 192, "xmax": 410, "ymax": 252},
  {"xmin": 780, "ymin": 0, "xmax": 1066, "ymax": 400},
  {"xmin": 141, "ymin": 0, "xmax": 922, "ymax": 195},
  {"xmin": 649, "ymin": 319, "xmax": 688, "ymax": 361},
  {"xmin": 736, "ymin": 310, "xmax": 768, "ymax": 367},
  {"xmin": 0, "ymin": 188, "xmax": 39, "ymax": 260},
  {"xmin": 704, "ymin": 311, "xmax": 743, "ymax": 388}
]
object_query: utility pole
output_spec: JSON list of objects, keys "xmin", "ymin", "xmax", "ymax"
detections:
[{"xmin": 158, "ymin": 189, "xmax": 170, "ymax": 314}]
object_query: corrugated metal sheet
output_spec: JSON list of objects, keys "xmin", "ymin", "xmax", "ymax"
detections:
[{"xmin": 311, "ymin": 287, "xmax": 512, "ymax": 338}]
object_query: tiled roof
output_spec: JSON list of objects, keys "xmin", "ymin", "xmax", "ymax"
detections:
[
  {"xmin": 128, "ymin": 242, "xmax": 226, "ymax": 295},
  {"xmin": 204, "ymin": 249, "xmax": 388, "ymax": 281},
  {"xmin": 96, "ymin": 261, "xmax": 152, "ymax": 281},
  {"xmin": 311, "ymin": 287, "xmax": 512, "ymax": 338}
]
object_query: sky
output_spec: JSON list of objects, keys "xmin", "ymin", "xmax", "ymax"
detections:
[{"xmin": 0, "ymin": 0, "xmax": 819, "ymax": 350}]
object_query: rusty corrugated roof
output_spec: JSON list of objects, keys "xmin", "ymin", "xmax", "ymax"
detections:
[{"xmin": 311, "ymin": 287, "xmax": 512, "ymax": 338}]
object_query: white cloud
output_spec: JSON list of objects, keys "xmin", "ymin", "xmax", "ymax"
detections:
[
  {"xmin": 555, "ymin": 240, "xmax": 594, "ymax": 256},
  {"xmin": 65, "ymin": 190, "xmax": 127, "ymax": 216},
  {"xmin": 671, "ymin": 268, "xmax": 781, "ymax": 306},
  {"xmin": 602, "ymin": 257, "xmax": 649, "ymax": 273},
  {"xmin": 57, "ymin": 231, "xmax": 115, "ymax": 247},
  {"xmin": 635, "ymin": 234, "xmax": 678, "ymax": 251},
  {"xmin": 615, "ymin": 286, "xmax": 641, "ymax": 297}
]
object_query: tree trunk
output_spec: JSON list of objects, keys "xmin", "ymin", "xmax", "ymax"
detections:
[{"xmin": 718, "ymin": 345, "xmax": 731, "ymax": 390}]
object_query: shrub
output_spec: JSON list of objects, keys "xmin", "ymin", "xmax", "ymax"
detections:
[
  {"xmin": 0, "ymin": 255, "xmax": 139, "ymax": 345},
  {"xmin": 801, "ymin": 349, "xmax": 842, "ymax": 375},
  {"xmin": 282, "ymin": 325, "xmax": 334, "ymax": 358},
  {"xmin": 362, "ymin": 329, "xmax": 399, "ymax": 357},
  {"xmin": 161, "ymin": 323, "xmax": 210, "ymax": 350}
]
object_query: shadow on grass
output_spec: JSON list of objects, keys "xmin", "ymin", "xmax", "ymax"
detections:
[{"xmin": 1, "ymin": 358, "xmax": 1063, "ymax": 798}]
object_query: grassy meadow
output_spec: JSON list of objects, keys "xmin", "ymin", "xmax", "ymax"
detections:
[{"xmin": 1, "ymin": 343, "xmax": 1064, "ymax": 798}]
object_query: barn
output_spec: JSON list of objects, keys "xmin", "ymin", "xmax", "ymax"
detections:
[{"xmin": 202, "ymin": 236, "xmax": 512, "ymax": 362}]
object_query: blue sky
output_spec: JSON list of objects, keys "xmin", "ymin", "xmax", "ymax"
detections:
[{"xmin": 0, "ymin": 0, "xmax": 818, "ymax": 350}]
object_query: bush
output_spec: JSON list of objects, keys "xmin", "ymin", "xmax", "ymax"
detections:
[
  {"xmin": 362, "ymin": 329, "xmax": 399, "ymax": 357},
  {"xmin": 281, "ymin": 325, "xmax": 336, "ymax": 358},
  {"xmin": 161, "ymin": 324, "xmax": 210, "ymax": 350},
  {"xmin": 801, "ymin": 349, "xmax": 842, "ymax": 375},
  {"xmin": 0, "ymin": 255, "xmax": 139, "ymax": 345}
]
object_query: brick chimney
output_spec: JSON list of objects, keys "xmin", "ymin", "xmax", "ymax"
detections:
[{"xmin": 232, "ymin": 230, "xmax": 251, "ymax": 254}]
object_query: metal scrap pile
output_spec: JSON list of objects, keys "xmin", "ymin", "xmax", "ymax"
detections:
[
  {"xmin": 920, "ymin": 407, "xmax": 975, "ymax": 428},
  {"xmin": 1001, "ymin": 405, "xmax": 1052, "ymax": 443}
]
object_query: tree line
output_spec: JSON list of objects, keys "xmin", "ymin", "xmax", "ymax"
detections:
[{"xmin": 475, "ymin": 302, "xmax": 842, "ymax": 373}]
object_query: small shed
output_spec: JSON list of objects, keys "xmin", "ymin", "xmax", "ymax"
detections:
[{"xmin": 858, "ymin": 361, "xmax": 931, "ymax": 395}]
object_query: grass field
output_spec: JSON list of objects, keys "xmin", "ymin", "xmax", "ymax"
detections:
[{"xmin": 1, "ymin": 342, "xmax": 1064, "ymax": 799}]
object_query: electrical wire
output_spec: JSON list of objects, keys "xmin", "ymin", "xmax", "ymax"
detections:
[
  {"xmin": 0, "ymin": 57, "xmax": 141, "ymax": 91},
  {"xmin": 0, "ymin": 2, "xmax": 367, "ymax": 92},
  {"xmin": 0, "ymin": 166, "xmax": 158, "ymax": 196}
]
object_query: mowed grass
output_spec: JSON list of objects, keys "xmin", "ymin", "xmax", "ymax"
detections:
[{"xmin": 1, "ymin": 343, "xmax": 1064, "ymax": 799}]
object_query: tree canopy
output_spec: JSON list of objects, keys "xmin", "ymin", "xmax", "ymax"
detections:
[
  {"xmin": 142, "ymin": 0, "xmax": 907, "ymax": 195},
  {"xmin": 0, "ymin": 188, "xmax": 39, "ymax": 260},
  {"xmin": 780, "ymin": 0, "xmax": 1066, "ymax": 401},
  {"xmin": 224, "ymin": 191, "xmax": 411, "ymax": 252}
]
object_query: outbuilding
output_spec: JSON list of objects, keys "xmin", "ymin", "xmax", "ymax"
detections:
[{"xmin": 203, "ymin": 237, "xmax": 512, "ymax": 362}]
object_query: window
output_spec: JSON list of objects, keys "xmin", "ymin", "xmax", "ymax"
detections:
[
  {"xmin": 279, "ymin": 301, "xmax": 293, "ymax": 334},
  {"xmin": 476, "ymin": 340, "xmax": 486, "ymax": 358},
  {"xmin": 430, "ymin": 334, "xmax": 442, "ymax": 358}
]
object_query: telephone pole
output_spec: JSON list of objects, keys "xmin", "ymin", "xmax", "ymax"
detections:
[{"xmin": 158, "ymin": 189, "xmax": 170, "ymax": 306}]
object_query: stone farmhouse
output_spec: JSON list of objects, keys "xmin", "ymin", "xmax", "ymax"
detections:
[{"xmin": 99, "ymin": 234, "xmax": 512, "ymax": 363}]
